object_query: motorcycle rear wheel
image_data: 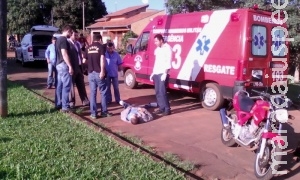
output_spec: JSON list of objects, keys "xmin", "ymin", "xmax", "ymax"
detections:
[{"xmin": 254, "ymin": 143, "xmax": 282, "ymax": 180}]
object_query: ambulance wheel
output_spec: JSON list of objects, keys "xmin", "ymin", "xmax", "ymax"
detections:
[
  {"xmin": 201, "ymin": 83, "xmax": 224, "ymax": 111},
  {"xmin": 124, "ymin": 69, "xmax": 138, "ymax": 89}
]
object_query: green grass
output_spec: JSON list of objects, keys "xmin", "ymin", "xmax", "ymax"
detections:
[
  {"xmin": 163, "ymin": 153, "xmax": 195, "ymax": 172},
  {"xmin": 116, "ymin": 132, "xmax": 156, "ymax": 154},
  {"xmin": 0, "ymin": 82, "xmax": 185, "ymax": 179}
]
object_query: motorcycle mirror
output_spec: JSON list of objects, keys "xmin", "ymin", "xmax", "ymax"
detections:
[
  {"xmin": 288, "ymin": 114, "xmax": 295, "ymax": 120},
  {"xmin": 251, "ymin": 74, "xmax": 262, "ymax": 82}
]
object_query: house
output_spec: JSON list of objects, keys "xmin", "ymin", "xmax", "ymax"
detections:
[{"xmin": 86, "ymin": 4, "xmax": 165, "ymax": 49}]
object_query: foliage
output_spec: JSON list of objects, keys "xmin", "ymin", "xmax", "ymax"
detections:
[
  {"xmin": 166, "ymin": 0, "xmax": 300, "ymax": 67},
  {"xmin": 7, "ymin": 0, "xmax": 107, "ymax": 35},
  {"xmin": 120, "ymin": 30, "xmax": 138, "ymax": 52},
  {"xmin": 0, "ymin": 81, "xmax": 185, "ymax": 179}
]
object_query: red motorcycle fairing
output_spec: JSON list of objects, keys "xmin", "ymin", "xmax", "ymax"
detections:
[
  {"xmin": 262, "ymin": 132, "xmax": 285, "ymax": 146},
  {"xmin": 233, "ymin": 91, "xmax": 268, "ymax": 126},
  {"xmin": 250, "ymin": 100, "xmax": 269, "ymax": 126}
]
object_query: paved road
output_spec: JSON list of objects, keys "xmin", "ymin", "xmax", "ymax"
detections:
[{"xmin": 6, "ymin": 52, "xmax": 300, "ymax": 180}]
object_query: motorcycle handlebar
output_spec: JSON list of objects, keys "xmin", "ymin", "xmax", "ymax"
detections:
[{"xmin": 251, "ymin": 89, "xmax": 270, "ymax": 98}]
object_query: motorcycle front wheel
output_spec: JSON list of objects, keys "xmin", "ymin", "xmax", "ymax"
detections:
[
  {"xmin": 254, "ymin": 143, "xmax": 282, "ymax": 180},
  {"xmin": 220, "ymin": 113, "xmax": 237, "ymax": 147}
]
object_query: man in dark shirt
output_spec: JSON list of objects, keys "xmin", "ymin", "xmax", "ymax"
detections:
[
  {"xmin": 83, "ymin": 34, "xmax": 112, "ymax": 119},
  {"xmin": 55, "ymin": 25, "xmax": 74, "ymax": 113}
]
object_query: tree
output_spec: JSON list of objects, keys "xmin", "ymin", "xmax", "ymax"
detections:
[
  {"xmin": 119, "ymin": 30, "xmax": 138, "ymax": 55},
  {"xmin": 7, "ymin": 0, "xmax": 51, "ymax": 35},
  {"xmin": 52, "ymin": 0, "xmax": 107, "ymax": 30},
  {"xmin": 7, "ymin": 0, "xmax": 107, "ymax": 35}
]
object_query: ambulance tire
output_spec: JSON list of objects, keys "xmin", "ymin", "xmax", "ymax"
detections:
[
  {"xmin": 124, "ymin": 69, "xmax": 138, "ymax": 89},
  {"xmin": 201, "ymin": 83, "xmax": 224, "ymax": 111}
]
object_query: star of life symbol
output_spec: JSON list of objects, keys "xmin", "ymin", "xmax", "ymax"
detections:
[
  {"xmin": 274, "ymin": 34, "xmax": 282, "ymax": 50},
  {"xmin": 134, "ymin": 55, "xmax": 143, "ymax": 71},
  {"xmin": 196, "ymin": 35, "xmax": 210, "ymax": 55},
  {"xmin": 254, "ymin": 32, "xmax": 265, "ymax": 49}
]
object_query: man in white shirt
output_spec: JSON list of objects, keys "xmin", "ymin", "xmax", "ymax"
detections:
[{"xmin": 149, "ymin": 34, "xmax": 172, "ymax": 116}]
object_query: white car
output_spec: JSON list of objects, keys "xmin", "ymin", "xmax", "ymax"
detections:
[{"xmin": 15, "ymin": 25, "xmax": 59, "ymax": 66}]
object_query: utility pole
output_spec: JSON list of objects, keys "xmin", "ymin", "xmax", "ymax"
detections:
[
  {"xmin": 164, "ymin": 0, "xmax": 169, "ymax": 15},
  {"xmin": 82, "ymin": 0, "xmax": 85, "ymax": 32},
  {"xmin": 51, "ymin": 8, "xmax": 54, "ymax": 26},
  {"xmin": 0, "ymin": 0, "xmax": 8, "ymax": 118}
]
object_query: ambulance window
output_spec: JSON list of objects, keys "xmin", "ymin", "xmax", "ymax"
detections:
[
  {"xmin": 134, "ymin": 32, "xmax": 149, "ymax": 53},
  {"xmin": 251, "ymin": 25, "xmax": 267, "ymax": 56},
  {"xmin": 271, "ymin": 27, "xmax": 286, "ymax": 57}
]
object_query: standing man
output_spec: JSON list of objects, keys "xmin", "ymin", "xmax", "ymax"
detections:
[
  {"xmin": 149, "ymin": 34, "xmax": 172, "ymax": 116},
  {"xmin": 55, "ymin": 25, "xmax": 74, "ymax": 113},
  {"xmin": 68, "ymin": 30, "xmax": 89, "ymax": 108},
  {"xmin": 84, "ymin": 34, "xmax": 112, "ymax": 119},
  {"xmin": 103, "ymin": 37, "xmax": 113, "ymax": 53},
  {"xmin": 105, "ymin": 42, "xmax": 122, "ymax": 104},
  {"xmin": 78, "ymin": 33, "xmax": 89, "ymax": 52},
  {"xmin": 45, "ymin": 36, "xmax": 57, "ymax": 89}
]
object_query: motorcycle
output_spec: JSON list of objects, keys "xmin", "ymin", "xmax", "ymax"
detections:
[
  {"xmin": 8, "ymin": 39, "xmax": 17, "ymax": 51},
  {"xmin": 219, "ymin": 89, "xmax": 293, "ymax": 180}
]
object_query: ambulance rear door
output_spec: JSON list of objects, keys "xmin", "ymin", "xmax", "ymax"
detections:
[{"xmin": 247, "ymin": 10, "xmax": 288, "ymax": 94}]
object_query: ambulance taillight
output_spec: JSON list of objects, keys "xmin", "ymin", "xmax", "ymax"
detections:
[{"xmin": 236, "ymin": 60, "xmax": 247, "ymax": 81}]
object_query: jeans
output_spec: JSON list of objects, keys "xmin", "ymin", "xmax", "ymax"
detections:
[
  {"xmin": 106, "ymin": 76, "xmax": 120, "ymax": 103},
  {"xmin": 88, "ymin": 71, "xmax": 108, "ymax": 116},
  {"xmin": 153, "ymin": 74, "xmax": 170, "ymax": 113},
  {"xmin": 47, "ymin": 63, "xmax": 57, "ymax": 87},
  {"xmin": 55, "ymin": 62, "xmax": 72, "ymax": 110}
]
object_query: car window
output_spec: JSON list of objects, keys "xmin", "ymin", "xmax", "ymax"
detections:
[
  {"xmin": 21, "ymin": 35, "xmax": 30, "ymax": 45},
  {"xmin": 134, "ymin": 32, "xmax": 150, "ymax": 53},
  {"xmin": 251, "ymin": 25, "xmax": 267, "ymax": 56},
  {"xmin": 271, "ymin": 27, "xmax": 287, "ymax": 57},
  {"xmin": 32, "ymin": 35, "xmax": 52, "ymax": 46}
]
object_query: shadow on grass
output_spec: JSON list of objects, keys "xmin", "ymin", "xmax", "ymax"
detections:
[
  {"xmin": 0, "ymin": 171, "xmax": 8, "ymax": 179},
  {"xmin": 0, "ymin": 137, "xmax": 13, "ymax": 143},
  {"xmin": 7, "ymin": 108, "xmax": 57, "ymax": 118}
]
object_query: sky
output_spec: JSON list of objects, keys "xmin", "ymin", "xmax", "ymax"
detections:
[{"xmin": 102, "ymin": 0, "xmax": 166, "ymax": 13}]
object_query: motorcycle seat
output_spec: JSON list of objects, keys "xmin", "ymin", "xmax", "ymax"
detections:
[{"xmin": 238, "ymin": 93, "xmax": 255, "ymax": 112}]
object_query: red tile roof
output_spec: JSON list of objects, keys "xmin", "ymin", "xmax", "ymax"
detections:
[
  {"xmin": 87, "ymin": 10, "xmax": 163, "ymax": 29},
  {"xmin": 95, "ymin": 17, "xmax": 110, "ymax": 22},
  {"xmin": 106, "ymin": 4, "xmax": 149, "ymax": 17}
]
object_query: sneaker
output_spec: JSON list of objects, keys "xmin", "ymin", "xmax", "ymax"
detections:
[
  {"xmin": 100, "ymin": 112, "xmax": 113, "ymax": 118},
  {"xmin": 154, "ymin": 109, "xmax": 163, "ymax": 114},
  {"xmin": 46, "ymin": 85, "xmax": 51, "ymax": 89},
  {"xmin": 119, "ymin": 100, "xmax": 124, "ymax": 106},
  {"xmin": 149, "ymin": 102, "xmax": 158, "ymax": 107},
  {"xmin": 90, "ymin": 114, "xmax": 97, "ymax": 119},
  {"xmin": 69, "ymin": 102, "xmax": 75, "ymax": 109},
  {"xmin": 55, "ymin": 106, "xmax": 62, "ymax": 110},
  {"xmin": 162, "ymin": 111, "xmax": 171, "ymax": 116}
]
